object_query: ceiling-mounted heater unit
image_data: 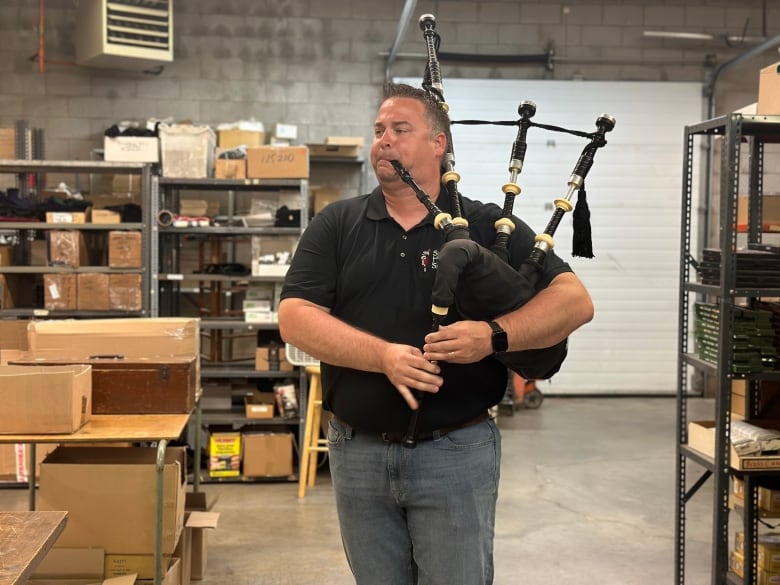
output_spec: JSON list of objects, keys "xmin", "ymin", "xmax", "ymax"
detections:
[{"xmin": 75, "ymin": 0, "xmax": 173, "ymax": 71}]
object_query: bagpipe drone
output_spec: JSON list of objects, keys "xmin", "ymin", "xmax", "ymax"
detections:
[{"xmin": 397, "ymin": 14, "xmax": 615, "ymax": 447}]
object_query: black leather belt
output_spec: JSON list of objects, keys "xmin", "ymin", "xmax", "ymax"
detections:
[{"xmin": 379, "ymin": 411, "xmax": 490, "ymax": 443}]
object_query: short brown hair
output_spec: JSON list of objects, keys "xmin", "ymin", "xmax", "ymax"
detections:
[{"xmin": 381, "ymin": 83, "xmax": 451, "ymax": 141}]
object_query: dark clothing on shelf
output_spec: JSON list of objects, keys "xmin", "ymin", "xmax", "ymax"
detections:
[{"xmin": 280, "ymin": 184, "xmax": 572, "ymax": 433}]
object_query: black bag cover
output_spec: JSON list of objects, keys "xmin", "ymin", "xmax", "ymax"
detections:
[{"xmin": 432, "ymin": 238, "xmax": 568, "ymax": 380}]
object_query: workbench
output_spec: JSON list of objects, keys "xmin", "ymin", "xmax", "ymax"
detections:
[
  {"xmin": 0, "ymin": 414, "xmax": 189, "ymax": 585},
  {"xmin": 0, "ymin": 511, "xmax": 67, "ymax": 585}
]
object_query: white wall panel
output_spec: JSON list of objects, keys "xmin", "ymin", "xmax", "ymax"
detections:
[{"xmin": 399, "ymin": 77, "xmax": 703, "ymax": 394}]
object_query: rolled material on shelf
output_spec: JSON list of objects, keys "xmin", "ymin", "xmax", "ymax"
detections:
[{"xmin": 157, "ymin": 209, "xmax": 174, "ymax": 227}]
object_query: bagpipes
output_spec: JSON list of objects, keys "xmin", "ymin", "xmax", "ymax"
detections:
[{"xmin": 396, "ymin": 14, "xmax": 615, "ymax": 446}]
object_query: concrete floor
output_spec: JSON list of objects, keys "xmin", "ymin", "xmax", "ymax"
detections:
[{"xmin": 0, "ymin": 396, "xmax": 719, "ymax": 585}]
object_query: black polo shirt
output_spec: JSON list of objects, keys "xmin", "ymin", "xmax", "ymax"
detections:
[{"xmin": 280, "ymin": 185, "xmax": 572, "ymax": 433}]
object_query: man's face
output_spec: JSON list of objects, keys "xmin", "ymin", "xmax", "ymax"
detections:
[{"xmin": 371, "ymin": 96, "xmax": 445, "ymax": 187}]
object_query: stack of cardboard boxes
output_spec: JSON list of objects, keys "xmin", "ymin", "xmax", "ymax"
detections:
[
  {"xmin": 0, "ymin": 318, "xmax": 220, "ymax": 585},
  {"xmin": 43, "ymin": 229, "xmax": 143, "ymax": 312}
]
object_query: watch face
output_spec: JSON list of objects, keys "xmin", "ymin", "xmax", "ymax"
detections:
[
  {"xmin": 493, "ymin": 332, "xmax": 508, "ymax": 352},
  {"xmin": 490, "ymin": 321, "xmax": 508, "ymax": 352}
]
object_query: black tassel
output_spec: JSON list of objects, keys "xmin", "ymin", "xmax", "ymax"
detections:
[{"xmin": 572, "ymin": 181, "xmax": 594, "ymax": 259}]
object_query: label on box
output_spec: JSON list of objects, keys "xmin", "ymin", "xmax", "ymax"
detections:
[
  {"xmin": 46, "ymin": 211, "xmax": 87, "ymax": 224},
  {"xmin": 246, "ymin": 146, "xmax": 309, "ymax": 179},
  {"xmin": 104, "ymin": 136, "xmax": 160, "ymax": 163}
]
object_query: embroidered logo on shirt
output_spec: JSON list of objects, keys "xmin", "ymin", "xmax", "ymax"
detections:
[{"xmin": 420, "ymin": 249, "xmax": 439, "ymax": 273}]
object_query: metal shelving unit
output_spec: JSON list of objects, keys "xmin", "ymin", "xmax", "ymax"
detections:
[
  {"xmin": 152, "ymin": 175, "xmax": 309, "ymax": 483},
  {"xmin": 676, "ymin": 114, "xmax": 780, "ymax": 585},
  {"xmin": 0, "ymin": 159, "xmax": 154, "ymax": 318}
]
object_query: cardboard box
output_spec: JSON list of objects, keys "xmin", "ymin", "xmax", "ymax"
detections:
[
  {"xmin": 736, "ymin": 531, "xmax": 780, "ymax": 572},
  {"xmin": 242, "ymin": 432, "xmax": 294, "ymax": 478},
  {"xmin": 108, "ymin": 273, "xmax": 143, "ymax": 311},
  {"xmin": 688, "ymin": 420, "xmax": 780, "ymax": 471},
  {"xmin": 209, "ymin": 430, "xmax": 241, "ymax": 478},
  {"xmin": 246, "ymin": 146, "xmax": 309, "ymax": 179},
  {"xmin": 0, "ymin": 274, "xmax": 36, "ymax": 309},
  {"xmin": 31, "ymin": 239, "xmax": 48, "ymax": 266},
  {"xmin": 43, "ymin": 273, "xmax": 78, "ymax": 311},
  {"xmin": 138, "ymin": 556, "xmax": 181, "ymax": 585},
  {"xmin": 0, "ymin": 348, "xmax": 22, "ymax": 366},
  {"xmin": 0, "ymin": 319, "xmax": 28, "ymax": 350},
  {"xmin": 77, "ymin": 273, "xmax": 110, "ymax": 311},
  {"xmin": 758, "ymin": 62, "xmax": 780, "ymax": 115},
  {"xmin": 244, "ymin": 391, "xmax": 276, "ymax": 419},
  {"xmin": 25, "ymin": 318, "xmax": 201, "ymax": 397},
  {"xmin": 91, "ymin": 209, "xmax": 122, "ymax": 224},
  {"xmin": 217, "ymin": 129, "xmax": 264, "ymax": 149},
  {"xmin": 95, "ymin": 176, "xmax": 142, "ymax": 201},
  {"xmin": 730, "ymin": 548, "xmax": 780, "ymax": 585},
  {"xmin": 31, "ymin": 547, "xmax": 106, "ymax": 581},
  {"xmin": 255, "ymin": 346, "xmax": 294, "ymax": 372},
  {"xmin": 0, "ymin": 244, "xmax": 13, "ymax": 266},
  {"xmin": 733, "ymin": 477, "xmax": 780, "ymax": 516},
  {"xmin": 39, "ymin": 446, "xmax": 187, "ymax": 555},
  {"xmin": 159, "ymin": 124, "xmax": 215, "ymax": 179},
  {"xmin": 307, "ymin": 143, "xmax": 361, "ymax": 158},
  {"xmin": 311, "ymin": 186, "xmax": 340, "ymax": 215},
  {"xmin": 326, "ymin": 136, "xmax": 365, "ymax": 146},
  {"xmin": 185, "ymin": 492, "xmax": 220, "ymax": 581},
  {"xmin": 104, "ymin": 136, "xmax": 159, "ymax": 163},
  {"xmin": 11, "ymin": 355, "xmax": 197, "ymax": 415},
  {"xmin": 0, "ymin": 127, "xmax": 15, "ymax": 159},
  {"xmin": 48, "ymin": 230, "xmax": 89, "ymax": 267},
  {"xmin": 214, "ymin": 158, "xmax": 246, "ymax": 179},
  {"xmin": 46, "ymin": 211, "xmax": 89, "ymax": 224},
  {"xmin": 308, "ymin": 135, "xmax": 364, "ymax": 158},
  {"xmin": 26, "ymin": 318, "xmax": 200, "ymax": 367},
  {"xmin": 732, "ymin": 380, "xmax": 780, "ymax": 419},
  {"xmin": 0, "ymin": 364, "xmax": 91, "ymax": 434},
  {"xmin": 737, "ymin": 194, "xmax": 780, "ymax": 232},
  {"xmin": 108, "ymin": 231, "xmax": 142, "ymax": 268}
]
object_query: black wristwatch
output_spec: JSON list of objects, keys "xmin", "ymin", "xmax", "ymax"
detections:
[{"xmin": 488, "ymin": 320, "xmax": 508, "ymax": 353}]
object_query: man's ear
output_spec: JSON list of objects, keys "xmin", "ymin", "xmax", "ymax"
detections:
[{"xmin": 433, "ymin": 131, "xmax": 447, "ymax": 156}]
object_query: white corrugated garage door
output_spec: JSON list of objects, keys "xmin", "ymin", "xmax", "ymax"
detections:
[{"xmin": 398, "ymin": 78, "xmax": 703, "ymax": 395}]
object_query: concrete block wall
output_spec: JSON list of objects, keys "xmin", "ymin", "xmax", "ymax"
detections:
[{"xmin": 0, "ymin": 0, "xmax": 778, "ymax": 168}]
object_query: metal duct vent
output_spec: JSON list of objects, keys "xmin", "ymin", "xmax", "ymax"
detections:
[{"xmin": 76, "ymin": 0, "xmax": 174, "ymax": 71}]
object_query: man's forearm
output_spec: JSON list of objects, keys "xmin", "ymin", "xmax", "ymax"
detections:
[
  {"xmin": 278, "ymin": 299, "xmax": 389, "ymax": 373},
  {"xmin": 498, "ymin": 272, "xmax": 594, "ymax": 351}
]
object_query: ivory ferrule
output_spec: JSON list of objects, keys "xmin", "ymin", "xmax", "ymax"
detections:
[
  {"xmin": 442, "ymin": 169, "xmax": 460, "ymax": 183},
  {"xmin": 434, "ymin": 212, "xmax": 453, "ymax": 231},
  {"xmin": 432, "ymin": 304, "xmax": 449, "ymax": 317},
  {"xmin": 534, "ymin": 233, "xmax": 555, "ymax": 250},
  {"xmin": 494, "ymin": 217, "xmax": 515, "ymax": 234},
  {"xmin": 502, "ymin": 183, "xmax": 521, "ymax": 196}
]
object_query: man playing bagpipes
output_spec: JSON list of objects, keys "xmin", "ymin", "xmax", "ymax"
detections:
[{"xmin": 278, "ymin": 81, "xmax": 594, "ymax": 584}]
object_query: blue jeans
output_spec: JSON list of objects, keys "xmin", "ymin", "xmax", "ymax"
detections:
[{"xmin": 327, "ymin": 416, "xmax": 502, "ymax": 585}]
